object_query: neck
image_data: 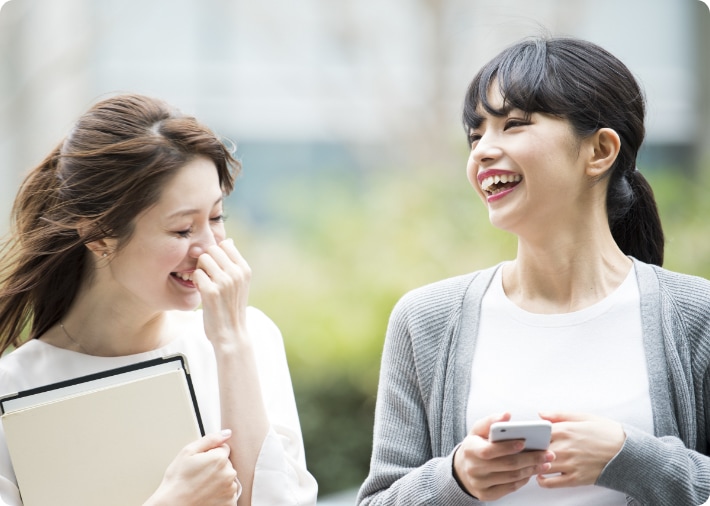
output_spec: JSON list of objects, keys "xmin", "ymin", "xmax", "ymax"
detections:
[
  {"xmin": 503, "ymin": 229, "xmax": 632, "ymax": 314},
  {"xmin": 51, "ymin": 278, "xmax": 173, "ymax": 356},
  {"xmin": 56, "ymin": 310, "xmax": 170, "ymax": 357}
]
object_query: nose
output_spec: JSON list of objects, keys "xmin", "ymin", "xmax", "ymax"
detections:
[
  {"xmin": 188, "ymin": 227, "xmax": 218, "ymax": 258},
  {"xmin": 471, "ymin": 131, "xmax": 503, "ymax": 165}
]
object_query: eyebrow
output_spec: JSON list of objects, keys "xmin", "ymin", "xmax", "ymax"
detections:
[{"xmin": 165, "ymin": 196, "xmax": 223, "ymax": 220}]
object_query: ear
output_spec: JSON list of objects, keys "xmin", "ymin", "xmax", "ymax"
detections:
[
  {"xmin": 84, "ymin": 238, "xmax": 116, "ymax": 260},
  {"xmin": 585, "ymin": 128, "xmax": 621, "ymax": 178},
  {"xmin": 76, "ymin": 219, "xmax": 116, "ymax": 260}
]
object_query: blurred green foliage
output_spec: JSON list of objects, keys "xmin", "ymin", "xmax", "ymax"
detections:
[{"xmin": 229, "ymin": 159, "xmax": 710, "ymax": 497}]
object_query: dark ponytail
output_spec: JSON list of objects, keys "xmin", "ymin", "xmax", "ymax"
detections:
[
  {"xmin": 607, "ymin": 168, "xmax": 664, "ymax": 266},
  {"xmin": 462, "ymin": 37, "xmax": 665, "ymax": 265}
]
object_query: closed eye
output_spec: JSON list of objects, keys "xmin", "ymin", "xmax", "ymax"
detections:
[
  {"xmin": 504, "ymin": 118, "xmax": 529, "ymax": 130},
  {"xmin": 468, "ymin": 132, "xmax": 482, "ymax": 147}
]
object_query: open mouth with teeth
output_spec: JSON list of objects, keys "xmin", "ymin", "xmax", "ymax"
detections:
[
  {"xmin": 480, "ymin": 173, "xmax": 522, "ymax": 196},
  {"xmin": 171, "ymin": 272, "xmax": 195, "ymax": 286}
]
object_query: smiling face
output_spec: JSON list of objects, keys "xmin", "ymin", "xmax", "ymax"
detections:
[
  {"xmin": 98, "ymin": 156, "xmax": 226, "ymax": 314},
  {"xmin": 465, "ymin": 86, "xmax": 593, "ymax": 238}
]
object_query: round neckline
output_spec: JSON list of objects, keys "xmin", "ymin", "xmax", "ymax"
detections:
[
  {"xmin": 487, "ymin": 263, "xmax": 637, "ymax": 327},
  {"xmin": 32, "ymin": 332, "xmax": 187, "ymax": 359},
  {"xmin": 32, "ymin": 310, "xmax": 202, "ymax": 359}
]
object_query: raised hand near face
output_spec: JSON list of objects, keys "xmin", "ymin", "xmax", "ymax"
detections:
[{"xmin": 191, "ymin": 238, "xmax": 252, "ymax": 347}]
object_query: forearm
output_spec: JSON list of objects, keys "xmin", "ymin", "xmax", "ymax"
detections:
[
  {"xmin": 597, "ymin": 424, "xmax": 710, "ymax": 504},
  {"xmin": 358, "ymin": 449, "xmax": 481, "ymax": 506},
  {"xmin": 214, "ymin": 339, "xmax": 270, "ymax": 506}
]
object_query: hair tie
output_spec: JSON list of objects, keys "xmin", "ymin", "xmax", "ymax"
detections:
[{"xmin": 625, "ymin": 166, "xmax": 639, "ymax": 181}]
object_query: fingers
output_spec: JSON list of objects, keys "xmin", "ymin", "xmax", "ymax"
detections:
[
  {"xmin": 536, "ymin": 470, "xmax": 575, "ymax": 488},
  {"xmin": 476, "ymin": 438, "xmax": 526, "ymax": 462},
  {"xmin": 184, "ymin": 429, "xmax": 233, "ymax": 455},
  {"xmin": 454, "ymin": 422, "xmax": 556, "ymax": 502},
  {"xmin": 198, "ymin": 239, "xmax": 250, "ymax": 277},
  {"xmin": 455, "ymin": 446, "xmax": 553, "ymax": 501},
  {"xmin": 535, "ymin": 414, "xmax": 625, "ymax": 489},
  {"xmin": 193, "ymin": 239, "xmax": 251, "ymax": 295},
  {"xmin": 217, "ymin": 238, "xmax": 248, "ymax": 266},
  {"xmin": 471, "ymin": 411, "xmax": 512, "ymax": 438},
  {"xmin": 538, "ymin": 411, "xmax": 599, "ymax": 423},
  {"xmin": 463, "ymin": 437, "xmax": 554, "ymax": 473}
]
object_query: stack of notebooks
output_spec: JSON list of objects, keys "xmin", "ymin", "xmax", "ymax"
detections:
[{"xmin": 0, "ymin": 354, "xmax": 204, "ymax": 506}]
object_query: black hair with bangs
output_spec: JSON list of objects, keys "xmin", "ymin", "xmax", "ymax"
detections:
[{"xmin": 462, "ymin": 37, "xmax": 664, "ymax": 266}]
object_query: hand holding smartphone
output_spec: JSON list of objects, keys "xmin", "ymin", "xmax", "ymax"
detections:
[{"xmin": 489, "ymin": 420, "xmax": 552, "ymax": 451}]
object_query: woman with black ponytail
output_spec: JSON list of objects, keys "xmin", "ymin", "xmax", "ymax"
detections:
[
  {"xmin": 359, "ymin": 37, "xmax": 710, "ymax": 506},
  {"xmin": 0, "ymin": 94, "xmax": 317, "ymax": 505}
]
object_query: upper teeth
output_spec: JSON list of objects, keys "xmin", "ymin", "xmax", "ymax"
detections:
[
  {"xmin": 176, "ymin": 272, "xmax": 192, "ymax": 281},
  {"xmin": 480, "ymin": 173, "xmax": 521, "ymax": 192}
]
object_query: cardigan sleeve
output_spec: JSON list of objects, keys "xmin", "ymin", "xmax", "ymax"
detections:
[
  {"xmin": 597, "ymin": 425, "xmax": 710, "ymax": 504},
  {"xmin": 596, "ymin": 264, "xmax": 710, "ymax": 505},
  {"xmin": 356, "ymin": 294, "xmax": 481, "ymax": 506}
]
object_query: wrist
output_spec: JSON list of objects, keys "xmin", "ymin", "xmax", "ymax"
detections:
[
  {"xmin": 452, "ymin": 445, "xmax": 476, "ymax": 499},
  {"xmin": 143, "ymin": 492, "xmax": 168, "ymax": 506}
]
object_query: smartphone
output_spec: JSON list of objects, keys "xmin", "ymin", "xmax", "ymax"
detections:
[{"xmin": 489, "ymin": 420, "xmax": 552, "ymax": 451}]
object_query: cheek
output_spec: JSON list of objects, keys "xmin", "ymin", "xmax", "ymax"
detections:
[
  {"xmin": 213, "ymin": 224, "xmax": 227, "ymax": 243},
  {"xmin": 466, "ymin": 153, "xmax": 476, "ymax": 187},
  {"xmin": 466, "ymin": 153, "xmax": 486, "ymax": 202},
  {"xmin": 159, "ymin": 242, "xmax": 189, "ymax": 267}
]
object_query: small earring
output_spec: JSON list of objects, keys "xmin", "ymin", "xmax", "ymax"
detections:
[{"xmin": 102, "ymin": 252, "xmax": 108, "ymax": 258}]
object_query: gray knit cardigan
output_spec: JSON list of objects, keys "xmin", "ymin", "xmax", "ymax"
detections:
[{"xmin": 357, "ymin": 259, "xmax": 710, "ymax": 506}]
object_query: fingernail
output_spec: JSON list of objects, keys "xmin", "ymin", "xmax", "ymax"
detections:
[
  {"xmin": 514, "ymin": 442, "xmax": 525, "ymax": 451},
  {"xmin": 220, "ymin": 429, "xmax": 232, "ymax": 438}
]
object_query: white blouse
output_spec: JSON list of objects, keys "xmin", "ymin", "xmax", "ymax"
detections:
[{"xmin": 0, "ymin": 306, "xmax": 318, "ymax": 505}]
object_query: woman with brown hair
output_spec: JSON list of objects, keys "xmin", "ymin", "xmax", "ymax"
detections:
[{"xmin": 0, "ymin": 93, "xmax": 317, "ymax": 505}]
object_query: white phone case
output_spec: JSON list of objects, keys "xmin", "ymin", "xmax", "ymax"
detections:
[{"xmin": 489, "ymin": 420, "xmax": 552, "ymax": 451}]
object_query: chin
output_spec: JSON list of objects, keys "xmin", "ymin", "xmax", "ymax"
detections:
[
  {"xmin": 171, "ymin": 295, "xmax": 202, "ymax": 312},
  {"xmin": 487, "ymin": 208, "xmax": 523, "ymax": 232}
]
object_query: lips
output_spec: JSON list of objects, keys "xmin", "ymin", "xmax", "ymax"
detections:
[
  {"xmin": 477, "ymin": 169, "xmax": 522, "ymax": 197},
  {"xmin": 172, "ymin": 271, "xmax": 193, "ymax": 282},
  {"xmin": 171, "ymin": 271, "xmax": 195, "ymax": 287}
]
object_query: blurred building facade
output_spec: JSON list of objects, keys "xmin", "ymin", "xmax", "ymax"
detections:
[{"xmin": 1, "ymin": 0, "xmax": 708, "ymax": 234}]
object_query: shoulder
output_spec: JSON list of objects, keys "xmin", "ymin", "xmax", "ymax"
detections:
[
  {"xmin": 174, "ymin": 307, "xmax": 284, "ymax": 356},
  {"xmin": 637, "ymin": 261, "xmax": 710, "ymax": 309},
  {"xmin": 654, "ymin": 266, "xmax": 710, "ymax": 297},
  {"xmin": 246, "ymin": 306, "xmax": 281, "ymax": 335},
  {"xmin": 174, "ymin": 307, "xmax": 280, "ymax": 338},
  {"xmin": 245, "ymin": 306, "xmax": 288, "ymax": 359},
  {"xmin": 382, "ymin": 267, "xmax": 498, "ymax": 355},
  {"xmin": 636, "ymin": 260, "xmax": 710, "ymax": 346},
  {"xmin": 390, "ymin": 267, "xmax": 495, "ymax": 326},
  {"xmin": 0, "ymin": 340, "xmax": 68, "ymax": 395}
]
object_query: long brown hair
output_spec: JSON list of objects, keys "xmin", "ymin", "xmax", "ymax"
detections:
[{"xmin": 0, "ymin": 94, "xmax": 239, "ymax": 353}]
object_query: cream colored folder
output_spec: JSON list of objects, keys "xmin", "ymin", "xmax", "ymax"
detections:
[{"xmin": 0, "ymin": 354, "xmax": 204, "ymax": 506}]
